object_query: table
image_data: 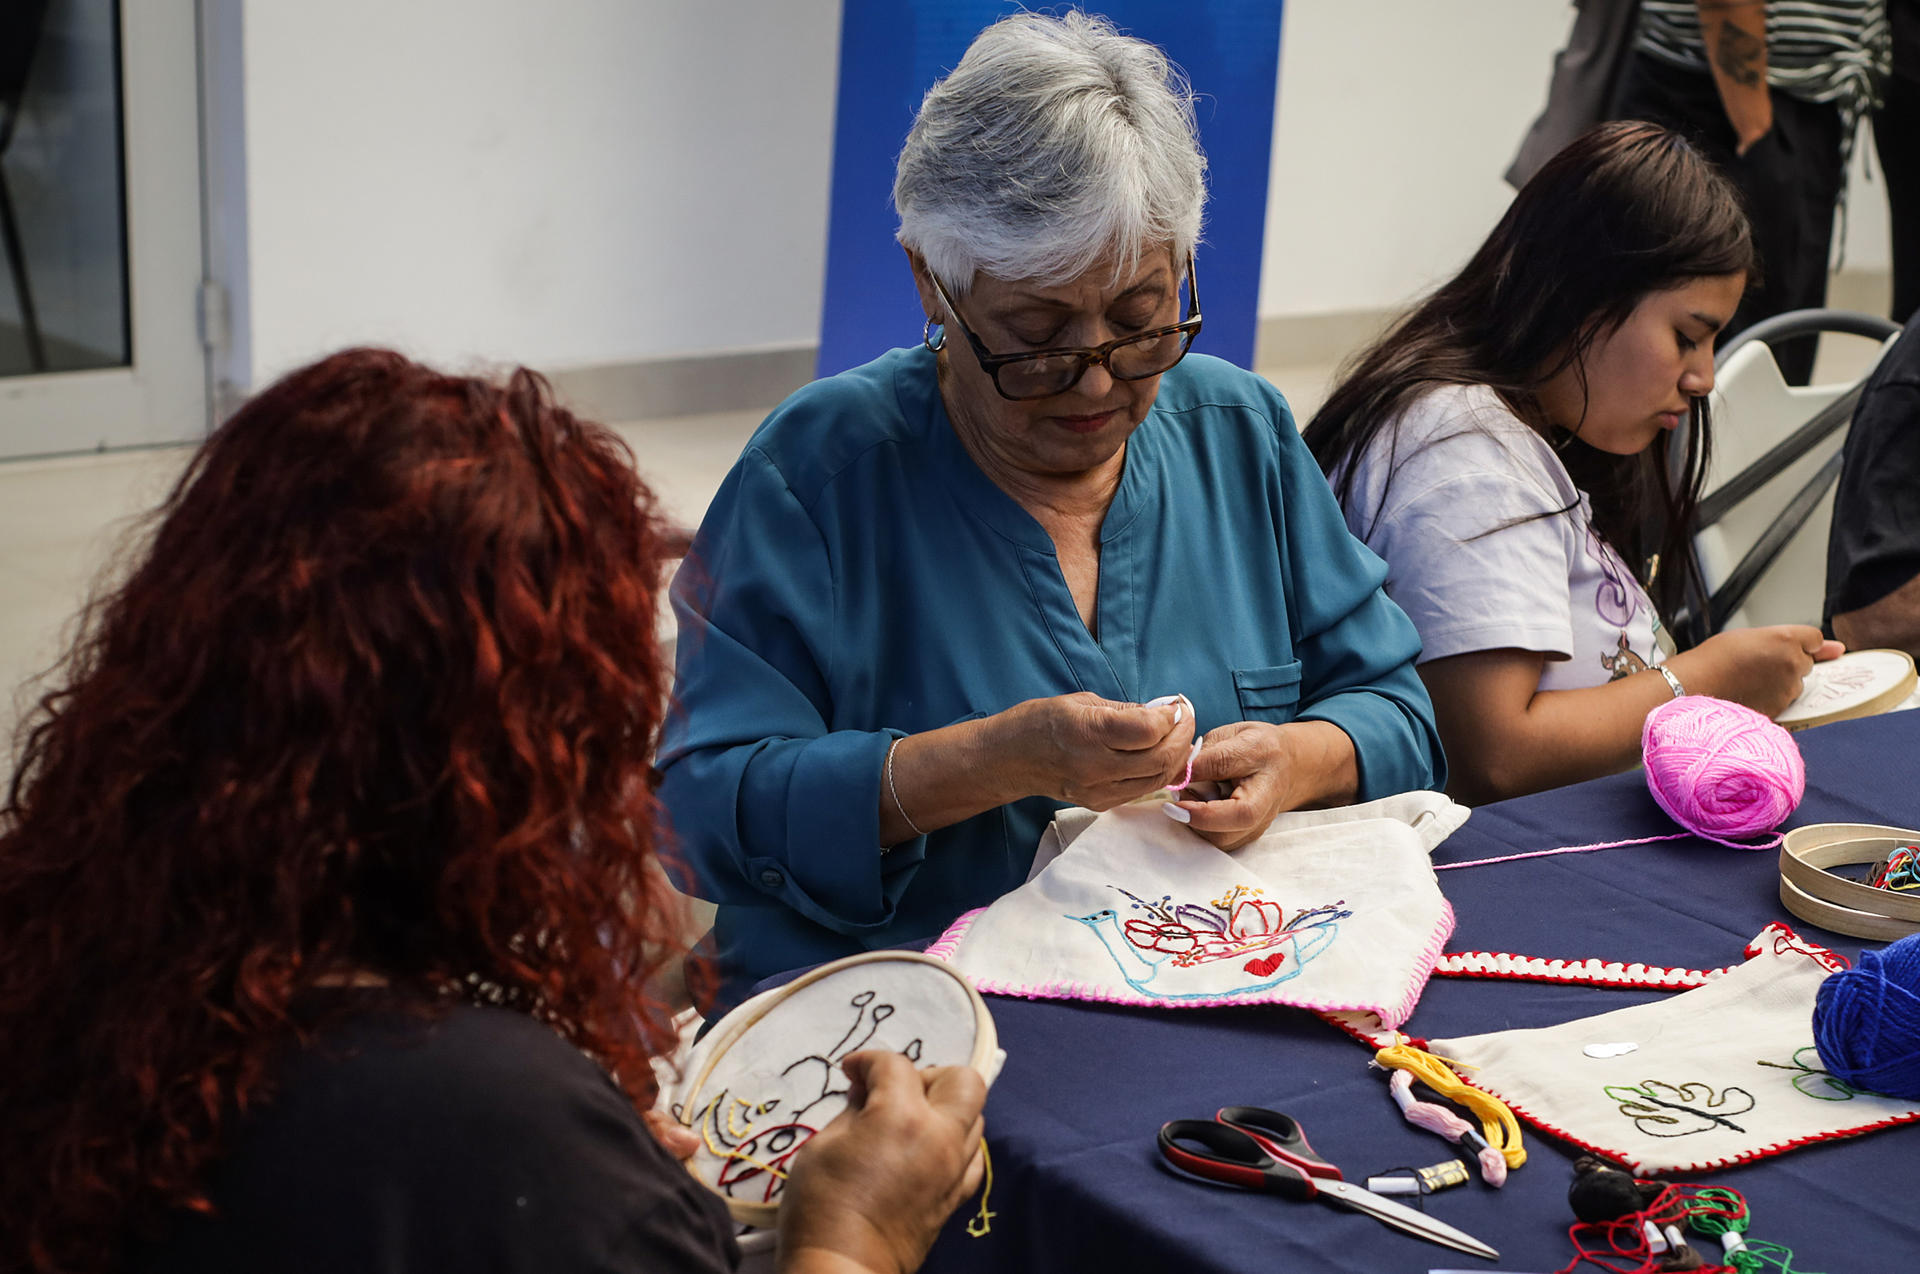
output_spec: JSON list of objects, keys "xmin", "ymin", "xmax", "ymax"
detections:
[{"xmin": 920, "ymin": 709, "xmax": 1920, "ymax": 1273}]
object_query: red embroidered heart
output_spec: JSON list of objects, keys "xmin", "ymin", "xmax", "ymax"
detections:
[{"xmin": 1243, "ymin": 953, "xmax": 1287, "ymax": 977}]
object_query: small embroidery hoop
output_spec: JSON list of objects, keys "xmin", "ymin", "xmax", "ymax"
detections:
[
  {"xmin": 1774, "ymin": 649, "xmax": 1917, "ymax": 732},
  {"xmin": 1779, "ymin": 822, "xmax": 1920, "ymax": 941},
  {"xmin": 676, "ymin": 950, "xmax": 1000, "ymax": 1227}
]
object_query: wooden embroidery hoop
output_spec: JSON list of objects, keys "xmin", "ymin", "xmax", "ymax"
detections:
[
  {"xmin": 1774, "ymin": 648, "xmax": 1918, "ymax": 732},
  {"xmin": 677, "ymin": 949, "xmax": 1000, "ymax": 1227},
  {"xmin": 1779, "ymin": 822, "xmax": 1920, "ymax": 941}
]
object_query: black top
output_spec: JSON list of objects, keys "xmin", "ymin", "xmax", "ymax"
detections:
[
  {"xmin": 1825, "ymin": 319, "xmax": 1920, "ymax": 627},
  {"xmin": 1894, "ymin": 0, "xmax": 1919, "ymax": 77},
  {"xmin": 139, "ymin": 1002, "xmax": 739, "ymax": 1274}
]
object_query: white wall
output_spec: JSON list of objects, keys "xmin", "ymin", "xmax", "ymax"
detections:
[
  {"xmin": 1262, "ymin": 0, "xmax": 1891, "ymax": 322},
  {"xmin": 229, "ymin": 0, "xmax": 1896, "ymax": 388},
  {"xmin": 1262, "ymin": 0, "xmax": 1572, "ymax": 319},
  {"xmin": 239, "ymin": 0, "xmax": 842, "ymax": 386}
]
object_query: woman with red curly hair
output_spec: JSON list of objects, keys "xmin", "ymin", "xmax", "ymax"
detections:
[{"xmin": 0, "ymin": 349, "xmax": 984, "ymax": 1274}]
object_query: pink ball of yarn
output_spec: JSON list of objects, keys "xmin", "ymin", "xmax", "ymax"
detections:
[{"xmin": 1641, "ymin": 695, "xmax": 1804, "ymax": 844}]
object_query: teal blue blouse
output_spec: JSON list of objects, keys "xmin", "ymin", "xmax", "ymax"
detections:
[{"xmin": 657, "ymin": 346, "xmax": 1443, "ymax": 1011}]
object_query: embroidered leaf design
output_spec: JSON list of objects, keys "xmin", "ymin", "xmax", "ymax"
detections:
[
  {"xmin": 1756, "ymin": 1045, "xmax": 1861, "ymax": 1101},
  {"xmin": 1604, "ymin": 1080, "xmax": 1755, "ymax": 1138}
]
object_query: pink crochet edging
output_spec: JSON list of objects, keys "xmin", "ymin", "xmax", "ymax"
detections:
[
  {"xmin": 925, "ymin": 900, "xmax": 1456, "ymax": 1030},
  {"xmin": 922, "ymin": 907, "xmax": 983, "ymax": 962}
]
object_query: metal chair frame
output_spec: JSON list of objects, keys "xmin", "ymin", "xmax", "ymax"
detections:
[{"xmin": 1669, "ymin": 308, "xmax": 1903, "ymax": 647}]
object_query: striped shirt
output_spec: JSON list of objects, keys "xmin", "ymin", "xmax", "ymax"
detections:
[{"xmin": 1637, "ymin": 0, "xmax": 1891, "ymax": 114}]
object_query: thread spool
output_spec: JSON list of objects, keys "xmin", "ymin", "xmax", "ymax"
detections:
[
  {"xmin": 1365, "ymin": 1159, "xmax": 1469, "ymax": 1195},
  {"xmin": 1641, "ymin": 697, "xmax": 1804, "ymax": 848},
  {"xmin": 1812, "ymin": 931, "xmax": 1920, "ymax": 1099}
]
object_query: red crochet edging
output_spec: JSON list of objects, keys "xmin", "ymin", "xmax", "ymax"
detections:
[
  {"xmin": 1444, "ymin": 1065, "xmax": 1920, "ymax": 1177},
  {"xmin": 1323, "ymin": 923, "xmax": 1888, "ymax": 1175},
  {"xmin": 1431, "ymin": 952, "xmax": 1726, "ymax": 989},
  {"xmin": 1426, "ymin": 921, "xmax": 1848, "ymax": 991}
]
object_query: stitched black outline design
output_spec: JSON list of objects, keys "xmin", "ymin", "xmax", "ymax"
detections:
[{"xmin": 1604, "ymin": 1080, "xmax": 1756, "ymax": 1138}]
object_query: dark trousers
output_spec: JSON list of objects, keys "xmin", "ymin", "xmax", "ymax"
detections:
[
  {"xmin": 1611, "ymin": 52, "xmax": 1847, "ymax": 383},
  {"xmin": 1875, "ymin": 67, "xmax": 1920, "ymax": 324}
]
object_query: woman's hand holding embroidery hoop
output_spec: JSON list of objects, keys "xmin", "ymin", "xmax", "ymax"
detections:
[
  {"xmin": 778, "ymin": 1052, "xmax": 988, "ymax": 1274},
  {"xmin": 1164, "ymin": 720, "xmax": 1360, "ymax": 850},
  {"xmin": 642, "ymin": 1109, "xmax": 701, "ymax": 1161},
  {"xmin": 1667, "ymin": 624, "xmax": 1844, "ymax": 718}
]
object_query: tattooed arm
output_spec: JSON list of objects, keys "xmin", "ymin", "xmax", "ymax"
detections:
[{"xmin": 1697, "ymin": 0, "xmax": 1773, "ymax": 154}]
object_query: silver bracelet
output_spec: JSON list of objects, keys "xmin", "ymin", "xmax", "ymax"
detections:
[
  {"xmin": 886, "ymin": 737, "xmax": 927, "ymax": 842},
  {"xmin": 1653, "ymin": 664, "xmax": 1686, "ymax": 699}
]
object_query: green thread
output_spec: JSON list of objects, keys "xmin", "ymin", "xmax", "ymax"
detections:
[
  {"xmin": 1755, "ymin": 1045, "xmax": 1861, "ymax": 1100},
  {"xmin": 1682, "ymin": 1187, "xmax": 1826, "ymax": 1274},
  {"xmin": 1723, "ymin": 1239, "xmax": 1824, "ymax": 1273}
]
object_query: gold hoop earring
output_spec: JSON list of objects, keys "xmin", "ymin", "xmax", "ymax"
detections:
[{"xmin": 922, "ymin": 317, "xmax": 946, "ymax": 352}]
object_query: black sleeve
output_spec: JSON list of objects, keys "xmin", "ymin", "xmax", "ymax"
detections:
[
  {"xmin": 1825, "ymin": 325, "xmax": 1920, "ymax": 626},
  {"xmin": 140, "ymin": 1006, "xmax": 740, "ymax": 1274}
]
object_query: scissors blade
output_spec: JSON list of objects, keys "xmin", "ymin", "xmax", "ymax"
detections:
[{"xmin": 1317, "ymin": 1178, "xmax": 1500, "ymax": 1260}]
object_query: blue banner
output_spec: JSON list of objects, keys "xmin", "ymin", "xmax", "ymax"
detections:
[{"xmin": 816, "ymin": 2, "xmax": 1286, "ymax": 378}]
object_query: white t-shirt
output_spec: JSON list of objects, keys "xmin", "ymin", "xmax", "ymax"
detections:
[{"xmin": 1334, "ymin": 383, "xmax": 1663, "ymax": 692}]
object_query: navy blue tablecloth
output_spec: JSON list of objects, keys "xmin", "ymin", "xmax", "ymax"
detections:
[{"xmin": 920, "ymin": 710, "xmax": 1920, "ymax": 1273}]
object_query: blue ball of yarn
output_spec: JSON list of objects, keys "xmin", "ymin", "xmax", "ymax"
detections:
[{"xmin": 1813, "ymin": 933, "xmax": 1920, "ymax": 1100}]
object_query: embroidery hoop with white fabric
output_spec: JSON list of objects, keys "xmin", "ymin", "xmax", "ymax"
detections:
[
  {"xmin": 672, "ymin": 951, "xmax": 1003, "ymax": 1227},
  {"xmin": 1774, "ymin": 648, "xmax": 1918, "ymax": 731}
]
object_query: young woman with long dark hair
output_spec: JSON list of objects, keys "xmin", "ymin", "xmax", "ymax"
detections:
[
  {"xmin": 1304, "ymin": 121, "xmax": 1842, "ymax": 804},
  {"xmin": 0, "ymin": 349, "xmax": 984, "ymax": 1274}
]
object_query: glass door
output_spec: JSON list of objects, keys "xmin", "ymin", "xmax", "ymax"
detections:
[{"xmin": 0, "ymin": 0, "xmax": 207, "ymax": 458}]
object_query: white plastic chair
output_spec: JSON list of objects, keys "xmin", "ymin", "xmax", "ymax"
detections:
[{"xmin": 1672, "ymin": 309, "xmax": 1902, "ymax": 645}]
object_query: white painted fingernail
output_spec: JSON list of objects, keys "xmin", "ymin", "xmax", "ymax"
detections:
[
  {"xmin": 1162, "ymin": 803, "xmax": 1191, "ymax": 824},
  {"xmin": 1145, "ymin": 693, "xmax": 1188, "ymax": 725}
]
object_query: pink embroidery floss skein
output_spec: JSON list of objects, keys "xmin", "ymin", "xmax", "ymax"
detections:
[
  {"xmin": 1387, "ymin": 1068, "xmax": 1509, "ymax": 1185},
  {"xmin": 1641, "ymin": 696, "xmax": 1804, "ymax": 849}
]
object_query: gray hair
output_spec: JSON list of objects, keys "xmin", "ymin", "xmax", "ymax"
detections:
[{"xmin": 893, "ymin": 11, "xmax": 1207, "ymax": 295}]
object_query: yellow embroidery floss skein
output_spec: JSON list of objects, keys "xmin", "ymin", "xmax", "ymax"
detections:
[{"xmin": 1374, "ymin": 1041, "xmax": 1526, "ymax": 1184}]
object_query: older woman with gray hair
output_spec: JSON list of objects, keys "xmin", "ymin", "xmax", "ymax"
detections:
[{"xmin": 659, "ymin": 12, "xmax": 1443, "ymax": 1015}]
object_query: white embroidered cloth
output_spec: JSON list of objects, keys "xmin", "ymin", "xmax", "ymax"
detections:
[
  {"xmin": 927, "ymin": 792, "xmax": 1467, "ymax": 1025},
  {"xmin": 1428, "ymin": 929, "xmax": 1920, "ymax": 1174}
]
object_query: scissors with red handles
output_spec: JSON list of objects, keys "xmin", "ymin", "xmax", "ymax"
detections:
[{"xmin": 1157, "ymin": 1106, "xmax": 1500, "ymax": 1261}]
